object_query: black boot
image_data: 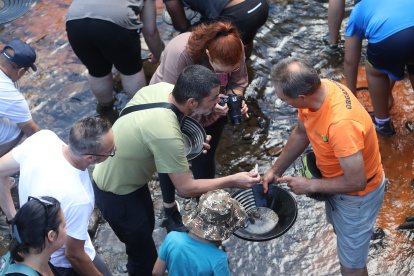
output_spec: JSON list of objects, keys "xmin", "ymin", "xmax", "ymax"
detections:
[
  {"xmin": 163, "ymin": 205, "xmax": 187, "ymax": 233},
  {"xmin": 96, "ymin": 100, "xmax": 119, "ymax": 125}
]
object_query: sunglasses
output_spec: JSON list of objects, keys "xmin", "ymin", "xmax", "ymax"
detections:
[{"xmin": 27, "ymin": 196, "xmax": 56, "ymax": 234}]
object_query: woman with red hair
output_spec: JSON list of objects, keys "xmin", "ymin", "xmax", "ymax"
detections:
[{"xmin": 150, "ymin": 21, "xmax": 248, "ymax": 232}]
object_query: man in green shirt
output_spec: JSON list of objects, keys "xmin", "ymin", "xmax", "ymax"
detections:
[{"xmin": 92, "ymin": 65, "xmax": 260, "ymax": 275}]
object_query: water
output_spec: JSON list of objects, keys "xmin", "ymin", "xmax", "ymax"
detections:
[{"xmin": 1, "ymin": 0, "xmax": 414, "ymax": 275}]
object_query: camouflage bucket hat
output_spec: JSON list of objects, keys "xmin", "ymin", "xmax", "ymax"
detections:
[{"xmin": 183, "ymin": 189, "xmax": 247, "ymax": 241}]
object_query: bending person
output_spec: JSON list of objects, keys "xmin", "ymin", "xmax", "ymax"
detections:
[
  {"xmin": 163, "ymin": 0, "xmax": 269, "ymax": 58},
  {"xmin": 343, "ymin": 0, "xmax": 414, "ymax": 136},
  {"xmin": 4, "ymin": 196, "xmax": 65, "ymax": 276},
  {"xmin": 150, "ymin": 21, "xmax": 248, "ymax": 232},
  {"xmin": 66, "ymin": 0, "xmax": 163, "ymax": 123},
  {"xmin": 92, "ymin": 65, "xmax": 260, "ymax": 275}
]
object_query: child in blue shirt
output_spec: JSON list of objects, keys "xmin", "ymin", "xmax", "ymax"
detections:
[{"xmin": 152, "ymin": 189, "xmax": 246, "ymax": 276}]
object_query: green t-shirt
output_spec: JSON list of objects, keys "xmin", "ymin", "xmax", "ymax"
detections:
[{"xmin": 93, "ymin": 82, "xmax": 190, "ymax": 195}]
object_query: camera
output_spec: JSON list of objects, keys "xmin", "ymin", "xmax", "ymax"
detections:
[{"xmin": 219, "ymin": 93, "xmax": 243, "ymax": 125}]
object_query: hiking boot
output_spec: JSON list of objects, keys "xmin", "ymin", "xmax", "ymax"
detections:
[
  {"xmin": 163, "ymin": 205, "xmax": 187, "ymax": 233},
  {"xmin": 96, "ymin": 101, "xmax": 119, "ymax": 125},
  {"xmin": 374, "ymin": 120, "xmax": 396, "ymax": 137}
]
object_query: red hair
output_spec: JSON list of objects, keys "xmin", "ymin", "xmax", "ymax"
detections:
[{"xmin": 186, "ymin": 21, "xmax": 243, "ymax": 65}]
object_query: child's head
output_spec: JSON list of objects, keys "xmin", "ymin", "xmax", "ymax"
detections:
[{"xmin": 183, "ymin": 189, "xmax": 246, "ymax": 241}]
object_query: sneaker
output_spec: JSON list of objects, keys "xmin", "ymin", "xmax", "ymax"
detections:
[
  {"xmin": 163, "ymin": 205, "xmax": 188, "ymax": 233},
  {"xmin": 374, "ymin": 119, "xmax": 396, "ymax": 137}
]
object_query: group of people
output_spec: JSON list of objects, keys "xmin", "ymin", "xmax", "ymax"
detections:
[{"xmin": 1, "ymin": 0, "xmax": 414, "ymax": 275}]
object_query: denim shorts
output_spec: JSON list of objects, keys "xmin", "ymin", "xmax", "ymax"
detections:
[{"xmin": 325, "ymin": 177, "xmax": 385, "ymax": 269}]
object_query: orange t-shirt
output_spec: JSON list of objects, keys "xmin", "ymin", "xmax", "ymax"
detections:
[{"xmin": 298, "ymin": 79, "xmax": 383, "ymax": 196}]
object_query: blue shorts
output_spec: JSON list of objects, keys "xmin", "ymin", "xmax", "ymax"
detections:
[
  {"xmin": 325, "ymin": 178, "xmax": 385, "ymax": 269},
  {"xmin": 367, "ymin": 26, "xmax": 414, "ymax": 80}
]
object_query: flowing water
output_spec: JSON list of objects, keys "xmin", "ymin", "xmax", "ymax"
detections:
[{"xmin": 1, "ymin": 0, "xmax": 413, "ymax": 275}]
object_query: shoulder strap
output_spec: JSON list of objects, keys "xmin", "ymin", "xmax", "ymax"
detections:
[
  {"xmin": 119, "ymin": 102, "xmax": 184, "ymax": 122},
  {"xmin": 5, "ymin": 263, "xmax": 39, "ymax": 276}
]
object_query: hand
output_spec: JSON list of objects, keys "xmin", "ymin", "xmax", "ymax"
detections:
[
  {"xmin": 214, "ymin": 100, "xmax": 229, "ymax": 117},
  {"xmin": 202, "ymin": 135, "xmax": 212, "ymax": 154},
  {"xmin": 241, "ymin": 100, "xmax": 249, "ymax": 118},
  {"xmin": 231, "ymin": 171, "xmax": 261, "ymax": 189},
  {"xmin": 262, "ymin": 169, "xmax": 280, "ymax": 193},
  {"xmin": 147, "ymin": 53, "xmax": 159, "ymax": 65},
  {"xmin": 277, "ymin": 175, "xmax": 310, "ymax": 195}
]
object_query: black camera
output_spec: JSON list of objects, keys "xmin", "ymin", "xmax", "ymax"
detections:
[{"xmin": 219, "ymin": 94, "xmax": 243, "ymax": 125}]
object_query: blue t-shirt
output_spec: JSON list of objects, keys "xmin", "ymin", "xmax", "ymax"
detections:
[
  {"xmin": 158, "ymin": 231, "xmax": 230, "ymax": 276},
  {"xmin": 345, "ymin": 0, "xmax": 414, "ymax": 43}
]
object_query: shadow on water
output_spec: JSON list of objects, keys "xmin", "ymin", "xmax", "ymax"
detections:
[{"xmin": 1, "ymin": 0, "xmax": 413, "ymax": 275}]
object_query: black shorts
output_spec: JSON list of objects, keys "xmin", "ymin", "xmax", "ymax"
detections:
[
  {"xmin": 367, "ymin": 26, "xmax": 414, "ymax": 80},
  {"xmin": 66, "ymin": 18, "xmax": 143, "ymax": 77},
  {"xmin": 219, "ymin": 0, "xmax": 269, "ymax": 45}
]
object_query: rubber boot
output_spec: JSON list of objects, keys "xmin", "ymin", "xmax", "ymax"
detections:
[{"xmin": 163, "ymin": 205, "xmax": 187, "ymax": 233}]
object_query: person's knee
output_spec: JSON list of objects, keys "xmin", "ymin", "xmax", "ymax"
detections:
[{"xmin": 120, "ymin": 70, "xmax": 146, "ymax": 98}]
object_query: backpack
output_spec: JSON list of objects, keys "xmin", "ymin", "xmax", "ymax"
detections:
[{"xmin": 0, "ymin": 252, "xmax": 39, "ymax": 276}]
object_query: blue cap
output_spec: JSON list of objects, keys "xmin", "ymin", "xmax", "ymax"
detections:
[{"xmin": 2, "ymin": 39, "xmax": 37, "ymax": 71}]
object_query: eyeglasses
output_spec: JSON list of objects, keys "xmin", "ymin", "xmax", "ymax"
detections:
[{"xmin": 82, "ymin": 146, "xmax": 116, "ymax": 157}]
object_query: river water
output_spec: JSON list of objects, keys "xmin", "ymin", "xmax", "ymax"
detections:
[{"xmin": 1, "ymin": 0, "xmax": 413, "ymax": 275}]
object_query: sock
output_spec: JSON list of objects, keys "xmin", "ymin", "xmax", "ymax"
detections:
[
  {"xmin": 163, "ymin": 202, "xmax": 176, "ymax": 208},
  {"xmin": 375, "ymin": 117, "xmax": 390, "ymax": 125}
]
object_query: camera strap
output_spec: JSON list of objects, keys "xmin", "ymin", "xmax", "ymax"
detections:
[{"xmin": 119, "ymin": 102, "xmax": 184, "ymax": 123}]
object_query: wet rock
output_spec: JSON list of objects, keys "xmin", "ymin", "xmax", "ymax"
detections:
[
  {"xmin": 262, "ymin": 139, "xmax": 284, "ymax": 150},
  {"xmin": 88, "ymin": 208, "xmax": 102, "ymax": 239},
  {"xmin": 267, "ymin": 146, "xmax": 283, "ymax": 157},
  {"xmin": 398, "ymin": 216, "xmax": 414, "ymax": 230},
  {"xmin": 404, "ymin": 121, "xmax": 414, "ymax": 132}
]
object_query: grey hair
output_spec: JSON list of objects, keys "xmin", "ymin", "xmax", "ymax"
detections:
[
  {"xmin": 172, "ymin": 64, "xmax": 220, "ymax": 104},
  {"xmin": 270, "ymin": 57, "xmax": 321, "ymax": 99},
  {"xmin": 68, "ymin": 117, "xmax": 112, "ymax": 155}
]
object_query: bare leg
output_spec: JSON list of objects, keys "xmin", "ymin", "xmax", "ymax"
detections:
[
  {"xmin": 340, "ymin": 264, "xmax": 368, "ymax": 276},
  {"xmin": 88, "ymin": 73, "xmax": 114, "ymax": 105},
  {"xmin": 327, "ymin": 0, "xmax": 345, "ymax": 45},
  {"xmin": 365, "ymin": 64, "xmax": 391, "ymax": 119},
  {"xmin": 120, "ymin": 70, "xmax": 147, "ymax": 99}
]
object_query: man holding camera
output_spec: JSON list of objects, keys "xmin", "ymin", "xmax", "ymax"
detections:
[
  {"xmin": 263, "ymin": 58, "xmax": 385, "ymax": 276},
  {"xmin": 92, "ymin": 65, "xmax": 260, "ymax": 275}
]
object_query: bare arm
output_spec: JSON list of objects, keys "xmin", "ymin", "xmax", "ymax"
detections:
[
  {"xmin": 169, "ymin": 171, "xmax": 260, "ymax": 197},
  {"xmin": 279, "ymin": 150, "xmax": 367, "ymax": 194},
  {"xmin": 164, "ymin": 0, "xmax": 191, "ymax": 32},
  {"xmin": 263, "ymin": 121, "xmax": 310, "ymax": 192},
  {"xmin": 65, "ymin": 236, "xmax": 103, "ymax": 276},
  {"xmin": 152, "ymin": 257, "xmax": 167, "ymax": 276},
  {"xmin": 344, "ymin": 35, "xmax": 363, "ymax": 94},
  {"xmin": 141, "ymin": 0, "xmax": 163, "ymax": 64},
  {"xmin": 17, "ymin": 119, "xmax": 40, "ymax": 137},
  {"xmin": 0, "ymin": 152, "xmax": 20, "ymax": 220}
]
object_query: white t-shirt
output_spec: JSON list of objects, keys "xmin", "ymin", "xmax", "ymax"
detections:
[
  {"xmin": 0, "ymin": 70, "xmax": 32, "ymax": 145},
  {"xmin": 12, "ymin": 130, "xmax": 96, "ymax": 268}
]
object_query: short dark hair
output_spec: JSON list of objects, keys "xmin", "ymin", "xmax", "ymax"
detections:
[
  {"xmin": 69, "ymin": 116, "xmax": 112, "ymax": 155},
  {"xmin": 10, "ymin": 196, "xmax": 62, "ymax": 262},
  {"xmin": 271, "ymin": 57, "xmax": 321, "ymax": 99},
  {"xmin": 172, "ymin": 65, "xmax": 220, "ymax": 104}
]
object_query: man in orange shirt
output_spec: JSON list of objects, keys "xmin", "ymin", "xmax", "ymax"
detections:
[{"xmin": 263, "ymin": 57, "xmax": 385, "ymax": 276}]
